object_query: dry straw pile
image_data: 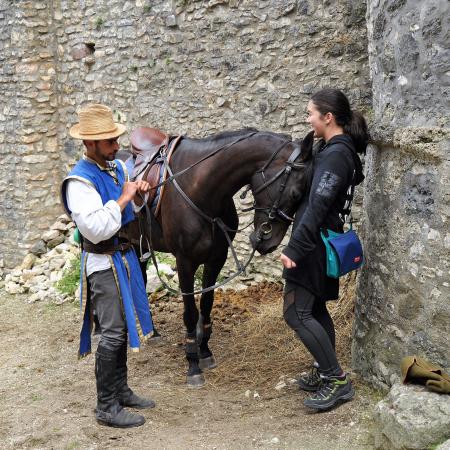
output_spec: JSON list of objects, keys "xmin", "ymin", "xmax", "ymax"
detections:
[{"xmin": 209, "ymin": 273, "xmax": 357, "ymax": 389}]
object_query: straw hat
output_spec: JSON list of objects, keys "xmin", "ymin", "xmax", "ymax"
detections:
[{"xmin": 69, "ymin": 103, "xmax": 126, "ymax": 140}]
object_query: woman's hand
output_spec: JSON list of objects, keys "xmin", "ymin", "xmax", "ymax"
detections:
[{"xmin": 280, "ymin": 254, "xmax": 297, "ymax": 269}]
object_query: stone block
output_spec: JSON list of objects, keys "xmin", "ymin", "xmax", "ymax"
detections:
[
  {"xmin": 22, "ymin": 270, "xmax": 37, "ymax": 282},
  {"xmin": 28, "ymin": 291, "xmax": 46, "ymax": 303},
  {"xmin": 374, "ymin": 382, "xmax": 450, "ymax": 449},
  {"xmin": 436, "ymin": 439, "xmax": 450, "ymax": 450},
  {"xmin": 70, "ymin": 43, "xmax": 93, "ymax": 60},
  {"xmin": 20, "ymin": 253, "xmax": 36, "ymax": 270},
  {"xmin": 5, "ymin": 281, "xmax": 25, "ymax": 295},
  {"xmin": 50, "ymin": 221, "xmax": 68, "ymax": 232},
  {"xmin": 47, "ymin": 235, "xmax": 65, "ymax": 249},
  {"xmin": 50, "ymin": 257, "xmax": 66, "ymax": 270},
  {"xmin": 57, "ymin": 214, "xmax": 70, "ymax": 224},
  {"xmin": 42, "ymin": 229, "xmax": 61, "ymax": 243}
]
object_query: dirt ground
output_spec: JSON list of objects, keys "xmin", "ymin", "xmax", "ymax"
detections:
[{"xmin": 0, "ymin": 283, "xmax": 378, "ymax": 450}]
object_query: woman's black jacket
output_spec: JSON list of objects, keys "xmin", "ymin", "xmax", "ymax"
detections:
[{"xmin": 282, "ymin": 134, "xmax": 364, "ymax": 300}]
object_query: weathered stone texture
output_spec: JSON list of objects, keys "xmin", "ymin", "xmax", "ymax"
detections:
[
  {"xmin": 373, "ymin": 382, "xmax": 450, "ymax": 450},
  {"xmin": 0, "ymin": 0, "xmax": 370, "ymax": 271},
  {"xmin": 367, "ymin": 0, "xmax": 449, "ymax": 130},
  {"xmin": 0, "ymin": 1, "xmax": 63, "ymax": 268},
  {"xmin": 352, "ymin": 0, "xmax": 450, "ymax": 386}
]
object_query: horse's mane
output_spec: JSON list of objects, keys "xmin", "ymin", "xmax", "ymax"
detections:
[
  {"xmin": 189, "ymin": 128, "xmax": 292, "ymax": 145},
  {"xmin": 199, "ymin": 127, "xmax": 259, "ymax": 142},
  {"xmin": 191, "ymin": 127, "xmax": 259, "ymax": 143},
  {"xmin": 292, "ymin": 132, "xmax": 317, "ymax": 192}
]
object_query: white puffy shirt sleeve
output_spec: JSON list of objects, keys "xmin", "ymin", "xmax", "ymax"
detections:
[{"xmin": 66, "ymin": 179, "xmax": 122, "ymax": 244}]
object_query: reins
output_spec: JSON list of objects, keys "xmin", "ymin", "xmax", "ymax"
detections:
[{"xmin": 137, "ymin": 132, "xmax": 305, "ymax": 296}]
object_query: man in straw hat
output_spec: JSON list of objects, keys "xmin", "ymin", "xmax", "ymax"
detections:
[{"xmin": 61, "ymin": 104, "xmax": 156, "ymax": 428}]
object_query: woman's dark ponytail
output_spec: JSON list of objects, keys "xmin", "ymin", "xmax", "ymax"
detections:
[
  {"xmin": 343, "ymin": 110, "xmax": 369, "ymax": 155},
  {"xmin": 310, "ymin": 88, "xmax": 370, "ymax": 154}
]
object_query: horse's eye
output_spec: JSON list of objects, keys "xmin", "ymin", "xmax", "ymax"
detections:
[{"xmin": 290, "ymin": 189, "xmax": 301, "ymax": 202}]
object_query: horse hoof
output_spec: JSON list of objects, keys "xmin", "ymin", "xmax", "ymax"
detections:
[
  {"xmin": 187, "ymin": 373, "xmax": 205, "ymax": 388},
  {"xmin": 199, "ymin": 355, "xmax": 217, "ymax": 370}
]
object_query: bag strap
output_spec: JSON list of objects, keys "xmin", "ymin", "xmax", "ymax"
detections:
[
  {"xmin": 318, "ymin": 139, "xmax": 358, "ymax": 229},
  {"xmin": 339, "ymin": 170, "xmax": 355, "ymax": 227},
  {"xmin": 335, "ymin": 139, "xmax": 359, "ymax": 227}
]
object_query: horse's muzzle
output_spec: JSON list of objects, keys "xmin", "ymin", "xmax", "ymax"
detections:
[{"xmin": 249, "ymin": 231, "xmax": 277, "ymax": 255}]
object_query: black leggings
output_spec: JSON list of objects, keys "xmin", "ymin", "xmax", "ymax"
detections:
[{"xmin": 283, "ymin": 282, "xmax": 342, "ymax": 377}]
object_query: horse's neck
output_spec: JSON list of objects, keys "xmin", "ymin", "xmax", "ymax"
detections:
[
  {"xmin": 176, "ymin": 134, "xmax": 285, "ymax": 203},
  {"xmin": 209, "ymin": 143, "xmax": 261, "ymax": 194}
]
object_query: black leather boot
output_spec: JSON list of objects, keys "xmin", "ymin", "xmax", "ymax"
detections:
[
  {"xmin": 116, "ymin": 342, "xmax": 156, "ymax": 409},
  {"xmin": 95, "ymin": 345, "xmax": 146, "ymax": 427}
]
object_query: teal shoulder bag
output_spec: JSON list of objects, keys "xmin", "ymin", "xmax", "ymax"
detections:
[
  {"xmin": 320, "ymin": 172, "xmax": 364, "ymax": 278},
  {"xmin": 320, "ymin": 224, "xmax": 363, "ymax": 278}
]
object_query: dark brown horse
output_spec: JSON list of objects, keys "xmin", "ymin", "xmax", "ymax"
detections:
[{"xmin": 124, "ymin": 129, "xmax": 315, "ymax": 387}]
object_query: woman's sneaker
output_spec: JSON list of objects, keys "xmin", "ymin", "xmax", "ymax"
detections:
[
  {"xmin": 298, "ymin": 365, "xmax": 322, "ymax": 392},
  {"xmin": 303, "ymin": 374, "xmax": 354, "ymax": 411}
]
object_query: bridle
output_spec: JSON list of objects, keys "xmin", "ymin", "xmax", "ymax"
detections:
[
  {"xmin": 242, "ymin": 140, "xmax": 307, "ymax": 242},
  {"xmin": 138, "ymin": 133, "xmax": 308, "ymax": 295}
]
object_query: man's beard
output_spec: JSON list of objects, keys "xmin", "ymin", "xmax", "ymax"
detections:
[{"xmin": 94, "ymin": 142, "xmax": 116, "ymax": 161}]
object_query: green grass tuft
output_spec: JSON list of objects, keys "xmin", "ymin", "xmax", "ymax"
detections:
[
  {"xmin": 95, "ymin": 17, "xmax": 104, "ymax": 30},
  {"xmin": 31, "ymin": 393, "xmax": 42, "ymax": 402},
  {"xmin": 56, "ymin": 257, "xmax": 80, "ymax": 297}
]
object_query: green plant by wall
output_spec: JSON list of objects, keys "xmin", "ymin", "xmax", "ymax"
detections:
[
  {"xmin": 56, "ymin": 257, "xmax": 81, "ymax": 297},
  {"xmin": 153, "ymin": 251, "xmax": 176, "ymax": 267},
  {"xmin": 177, "ymin": 0, "xmax": 190, "ymax": 7},
  {"xmin": 194, "ymin": 265, "xmax": 204, "ymax": 288},
  {"xmin": 95, "ymin": 17, "xmax": 104, "ymax": 30}
]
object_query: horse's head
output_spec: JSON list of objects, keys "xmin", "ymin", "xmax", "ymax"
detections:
[{"xmin": 249, "ymin": 131, "xmax": 315, "ymax": 255}]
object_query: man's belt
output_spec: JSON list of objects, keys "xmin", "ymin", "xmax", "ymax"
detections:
[{"xmin": 81, "ymin": 230, "xmax": 133, "ymax": 255}]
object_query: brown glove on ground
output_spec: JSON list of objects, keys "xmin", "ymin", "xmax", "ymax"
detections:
[
  {"xmin": 401, "ymin": 355, "xmax": 450, "ymax": 394},
  {"xmin": 425, "ymin": 379, "xmax": 450, "ymax": 394}
]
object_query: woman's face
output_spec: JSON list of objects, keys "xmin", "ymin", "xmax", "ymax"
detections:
[{"xmin": 306, "ymin": 100, "xmax": 328, "ymax": 138}]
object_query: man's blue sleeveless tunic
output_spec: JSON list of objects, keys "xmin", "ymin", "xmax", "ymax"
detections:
[{"xmin": 61, "ymin": 158, "xmax": 154, "ymax": 357}]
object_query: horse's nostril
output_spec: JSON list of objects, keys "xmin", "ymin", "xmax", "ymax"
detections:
[{"xmin": 256, "ymin": 244, "xmax": 277, "ymax": 255}]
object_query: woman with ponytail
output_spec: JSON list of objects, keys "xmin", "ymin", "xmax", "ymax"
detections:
[{"xmin": 280, "ymin": 88, "xmax": 369, "ymax": 411}]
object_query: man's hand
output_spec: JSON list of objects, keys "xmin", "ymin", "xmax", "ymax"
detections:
[
  {"xmin": 121, "ymin": 181, "xmax": 139, "ymax": 201},
  {"xmin": 117, "ymin": 181, "xmax": 140, "ymax": 211},
  {"xmin": 134, "ymin": 180, "xmax": 150, "ymax": 206},
  {"xmin": 280, "ymin": 253, "xmax": 297, "ymax": 269},
  {"xmin": 135, "ymin": 180, "xmax": 150, "ymax": 194}
]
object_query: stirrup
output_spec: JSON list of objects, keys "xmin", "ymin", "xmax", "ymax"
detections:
[{"xmin": 139, "ymin": 234, "xmax": 151, "ymax": 263}]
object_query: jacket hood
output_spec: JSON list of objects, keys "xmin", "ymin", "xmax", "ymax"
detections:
[{"xmin": 326, "ymin": 134, "xmax": 365, "ymax": 185}]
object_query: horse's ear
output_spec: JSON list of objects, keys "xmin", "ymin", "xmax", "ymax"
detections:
[{"xmin": 300, "ymin": 130, "xmax": 315, "ymax": 161}]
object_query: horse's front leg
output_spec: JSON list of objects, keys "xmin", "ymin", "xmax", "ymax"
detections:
[
  {"xmin": 177, "ymin": 258, "xmax": 204, "ymax": 388},
  {"xmin": 198, "ymin": 250, "xmax": 228, "ymax": 370}
]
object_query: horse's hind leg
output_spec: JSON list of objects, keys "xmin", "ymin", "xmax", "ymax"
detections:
[
  {"xmin": 177, "ymin": 258, "xmax": 205, "ymax": 388},
  {"xmin": 198, "ymin": 252, "xmax": 228, "ymax": 370}
]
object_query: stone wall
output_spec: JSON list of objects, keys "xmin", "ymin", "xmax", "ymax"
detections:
[
  {"xmin": 0, "ymin": 1, "xmax": 62, "ymax": 269},
  {"xmin": 0, "ymin": 0, "xmax": 371, "ymax": 271},
  {"xmin": 352, "ymin": 0, "xmax": 450, "ymax": 387},
  {"xmin": 3, "ymin": 0, "xmax": 448, "ymax": 392}
]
